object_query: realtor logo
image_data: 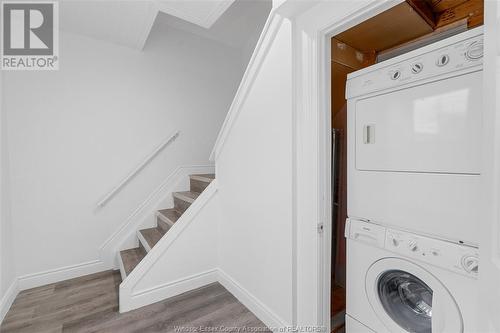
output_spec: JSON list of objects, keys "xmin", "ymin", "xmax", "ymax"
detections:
[{"xmin": 1, "ymin": 1, "xmax": 59, "ymax": 70}]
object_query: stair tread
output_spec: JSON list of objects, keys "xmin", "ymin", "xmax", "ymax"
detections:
[
  {"xmin": 158, "ymin": 208, "xmax": 182, "ymax": 224},
  {"xmin": 173, "ymin": 191, "xmax": 200, "ymax": 203},
  {"xmin": 119, "ymin": 247, "xmax": 146, "ymax": 277},
  {"xmin": 189, "ymin": 174, "xmax": 215, "ymax": 183},
  {"xmin": 139, "ymin": 227, "xmax": 165, "ymax": 249}
]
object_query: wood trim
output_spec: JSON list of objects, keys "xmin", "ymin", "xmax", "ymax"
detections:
[
  {"xmin": 335, "ymin": 0, "xmax": 483, "ymax": 56},
  {"xmin": 333, "ymin": 2, "xmax": 434, "ymax": 52},
  {"xmin": 427, "ymin": 0, "xmax": 469, "ymax": 13},
  {"xmin": 435, "ymin": 0, "xmax": 484, "ymax": 29},
  {"xmin": 331, "ymin": 38, "xmax": 375, "ymax": 70},
  {"xmin": 377, "ymin": 17, "xmax": 468, "ymax": 61},
  {"xmin": 406, "ymin": 0, "xmax": 436, "ymax": 28}
]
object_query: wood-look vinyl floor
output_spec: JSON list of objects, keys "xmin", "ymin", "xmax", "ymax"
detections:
[{"xmin": 0, "ymin": 270, "xmax": 270, "ymax": 333}]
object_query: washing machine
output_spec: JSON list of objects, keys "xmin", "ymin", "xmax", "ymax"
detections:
[
  {"xmin": 345, "ymin": 218, "xmax": 479, "ymax": 333},
  {"xmin": 346, "ymin": 28, "xmax": 484, "ymax": 245}
]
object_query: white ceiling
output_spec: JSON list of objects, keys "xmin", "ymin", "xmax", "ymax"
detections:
[
  {"xmin": 156, "ymin": 0, "xmax": 235, "ymax": 29},
  {"xmin": 59, "ymin": 1, "xmax": 158, "ymax": 50},
  {"xmin": 59, "ymin": 1, "xmax": 270, "ymax": 51},
  {"xmin": 155, "ymin": 0, "xmax": 272, "ymax": 50}
]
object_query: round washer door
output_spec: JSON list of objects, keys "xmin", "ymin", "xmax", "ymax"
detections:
[{"xmin": 365, "ymin": 258, "xmax": 463, "ymax": 333}]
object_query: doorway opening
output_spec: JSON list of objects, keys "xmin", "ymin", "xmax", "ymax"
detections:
[{"xmin": 328, "ymin": 1, "xmax": 484, "ymax": 332}]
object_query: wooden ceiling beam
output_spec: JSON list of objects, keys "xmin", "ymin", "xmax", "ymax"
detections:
[
  {"xmin": 334, "ymin": 3, "xmax": 434, "ymax": 52},
  {"xmin": 426, "ymin": 0, "xmax": 469, "ymax": 13},
  {"xmin": 406, "ymin": 0, "xmax": 437, "ymax": 28},
  {"xmin": 435, "ymin": 0, "xmax": 483, "ymax": 28}
]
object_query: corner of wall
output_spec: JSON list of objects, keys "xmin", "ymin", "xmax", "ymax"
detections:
[
  {"xmin": 0, "ymin": 278, "xmax": 18, "ymax": 324},
  {"xmin": 217, "ymin": 269, "xmax": 290, "ymax": 329},
  {"xmin": 0, "ymin": 69, "xmax": 18, "ymax": 325}
]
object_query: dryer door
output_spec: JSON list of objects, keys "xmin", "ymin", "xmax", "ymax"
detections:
[
  {"xmin": 354, "ymin": 70, "xmax": 483, "ymax": 175},
  {"xmin": 366, "ymin": 258, "xmax": 463, "ymax": 333}
]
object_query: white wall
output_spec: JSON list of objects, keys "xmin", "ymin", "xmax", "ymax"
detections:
[
  {"xmin": 0, "ymin": 73, "xmax": 2, "ymax": 299},
  {"xmin": 211, "ymin": 1, "xmax": 398, "ymax": 329},
  {"xmin": 2, "ymin": 21, "xmax": 245, "ymax": 283},
  {"xmin": 0, "ymin": 67, "xmax": 16, "ymax": 320},
  {"xmin": 215, "ymin": 17, "xmax": 294, "ymax": 327}
]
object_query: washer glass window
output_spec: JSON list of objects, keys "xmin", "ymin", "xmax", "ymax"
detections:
[{"xmin": 377, "ymin": 270, "xmax": 433, "ymax": 333}]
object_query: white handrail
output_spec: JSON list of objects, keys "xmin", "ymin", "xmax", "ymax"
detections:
[{"xmin": 96, "ymin": 131, "xmax": 180, "ymax": 208}]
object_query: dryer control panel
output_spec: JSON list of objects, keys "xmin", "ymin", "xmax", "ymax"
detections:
[
  {"xmin": 346, "ymin": 28, "xmax": 483, "ymax": 99},
  {"xmin": 347, "ymin": 219, "xmax": 479, "ymax": 278},
  {"xmin": 385, "ymin": 228, "xmax": 479, "ymax": 278}
]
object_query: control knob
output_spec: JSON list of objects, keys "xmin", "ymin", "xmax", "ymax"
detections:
[
  {"xmin": 462, "ymin": 255, "xmax": 479, "ymax": 274},
  {"xmin": 466, "ymin": 40, "xmax": 484, "ymax": 60},
  {"xmin": 408, "ymin": 240, "xmax": 419, "ymax": 252},
  {"xmin": 411, "ymin": 63, "xmax": 423, "ymax": 74},
  {"xmin": 436, "ymin": 54, "xmax": 450, "ymax": 67},
  {"xmin": 390, "ymin": 70, "xmax": 401, "ymax": 80}
]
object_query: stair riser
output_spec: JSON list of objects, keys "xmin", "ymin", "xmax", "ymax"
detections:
[
  {"xmin": 138, "ymin": 232, "xmax": 152, "ymax": 253},
  {"xmin": 174, "ymin": 197, "xmax": 192, "ymax": 213},
  {"xmin": 139, "ymin": 242, "xmax": 147, "ymax": 256},
  {"xmin": 157, "ymin": 216, "xmax": 172, "ymax": 233},
  {"xmin": 119, "ymin": 245, "xmax": 146, "ymax": 279},
  {"xmin": 190, "ymin": 178, "xmax": 210, "ymax": 194}
]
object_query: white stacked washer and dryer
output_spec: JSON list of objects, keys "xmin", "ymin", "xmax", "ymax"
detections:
[{"xmin": 344, "ymin": 27, "xmax": 483, "ymax": 333}]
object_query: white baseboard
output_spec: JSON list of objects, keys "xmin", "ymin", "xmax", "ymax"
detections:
[
  {"xmin": 217, "ymin": 269, "xmax": 289, "ymax": 330},
  {"xmin": 120, "ymin": 269, "xmax": 218, "ymax": 313},
  {"xmin": 0, "ymin": 279, "xmax": 19, "ymax": 325},
  {"xmin": 17, "ymin": 259, "xmax": 109, "ymax": 290}
]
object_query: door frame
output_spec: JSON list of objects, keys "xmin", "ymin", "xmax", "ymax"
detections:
[
  {"xmin": 292, "ymin": 0, "xmax": 404, "ymax": 329},
  {"xmin": 292, "ymin": 0, "xmax": 499, "ymax": 330},
  {"xmin": 478, "ymin": 1, "xmax": 500, "ymax": 331}
]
